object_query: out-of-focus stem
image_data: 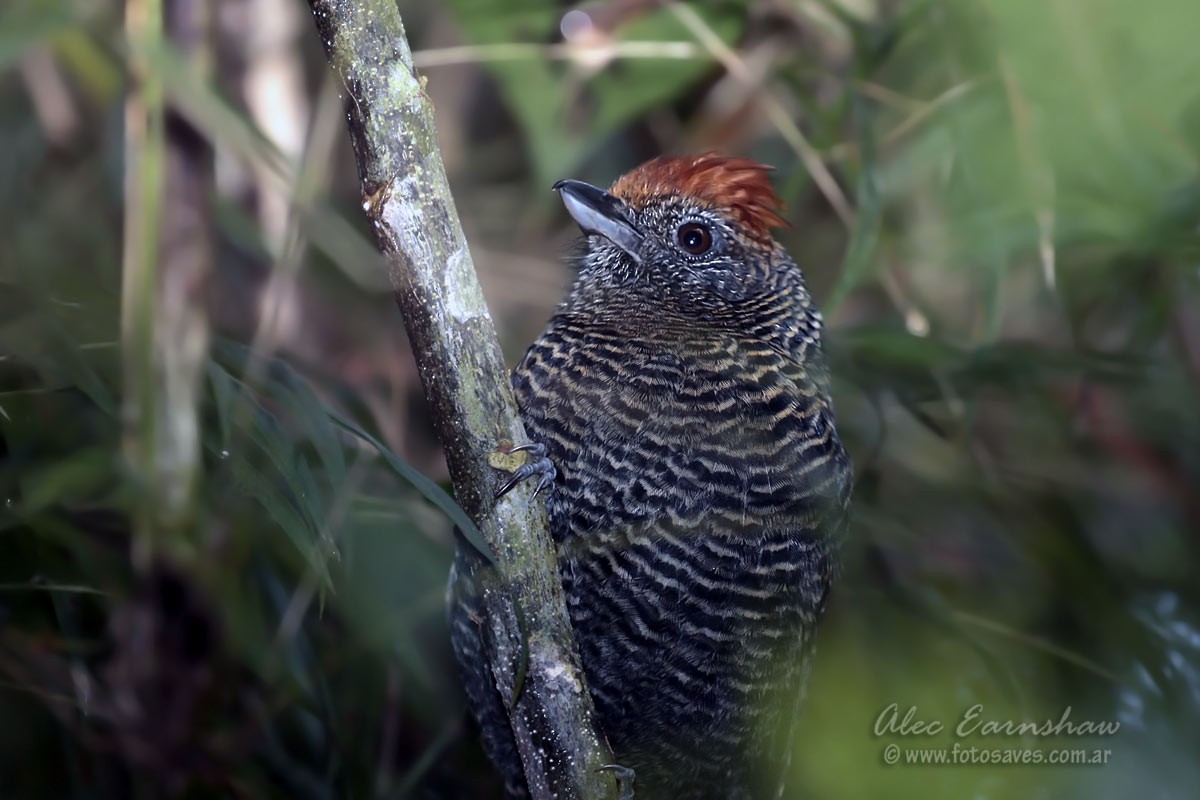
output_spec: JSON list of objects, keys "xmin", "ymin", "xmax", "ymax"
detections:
[
  {"xmin": 121, "ymin": 0, "xmax": 213, "ymax": 561},
  {"xmin": 122, "ymin": 0, "xmax": 166, "ymax": 559}
]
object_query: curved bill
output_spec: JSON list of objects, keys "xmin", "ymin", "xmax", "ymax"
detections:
[{"xmin": 553, "ymin": 179, "xmax": 645, "ymax": 263}]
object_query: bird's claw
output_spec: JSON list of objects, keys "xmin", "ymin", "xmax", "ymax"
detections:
[
  {"xmin": 597, "ymin": 763, "xmax": 635, "ymax": 800},
  {"xmin": 495, "ymin": 441, "xmax": 557, "ymax": 500}
]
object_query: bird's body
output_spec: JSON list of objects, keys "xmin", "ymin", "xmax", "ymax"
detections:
[{"xmin": 450, "ymin": 155, "xmax": 851, "ymax": 799}]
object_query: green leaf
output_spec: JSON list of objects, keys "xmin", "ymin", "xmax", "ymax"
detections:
[
  {"xmin": 206, "ymin": 345, "xmax": 343, "ymax": 585},
  {"xmin": 266, "ymin": 359, "xmax": 347, "ymax": 495},
  {"xmin": 827, "ymin": 102, "xmax": 882, "ymax": 313},
  {"xmin": 17, "ymin": 447, "xmax": 114, "ymax": 514},
  {"xmin": 327, "ymin": 409, "xmax": 492, "ymax": 566}
]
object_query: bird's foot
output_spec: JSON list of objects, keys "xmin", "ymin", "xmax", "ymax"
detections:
[
  {"xmin": 494, "ymin": 441, "xmax": 557, "ymax": 500},
  {"xmin": 598, "ymin": 763, "xmax": 636, "ymax": 800}
]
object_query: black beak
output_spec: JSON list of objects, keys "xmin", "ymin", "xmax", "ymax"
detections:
[{"xmin": 553, "ymin": 179, "xmax": 645, "ymax": 262}]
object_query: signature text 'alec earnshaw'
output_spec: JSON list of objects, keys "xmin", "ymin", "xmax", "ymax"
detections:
[{"xmin": 875, "ymin": 704, "xmax": 1121, "ymax": 739}]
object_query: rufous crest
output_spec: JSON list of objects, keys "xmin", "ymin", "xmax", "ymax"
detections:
[{"xmin": 609, "ymin": 153, "xmax": 789, "ymax": 243}]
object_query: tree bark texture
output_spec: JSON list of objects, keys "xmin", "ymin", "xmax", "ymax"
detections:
[{"xmin": 306, "ymin": 3, "xmax": 617, "ymax": 798}]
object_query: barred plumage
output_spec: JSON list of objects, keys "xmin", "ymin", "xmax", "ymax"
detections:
[{"xmin": 451, "ymin": 155, "xmax": 851, "ymax": 800}]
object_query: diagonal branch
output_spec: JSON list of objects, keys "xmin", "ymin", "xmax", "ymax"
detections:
[
  {"xmin": 666, "ymin": 1, "xmax": 855, "ymax": 227},
  {"xmin": 306, "ymin": 2, "xmax": 616, "ymax": 798}
]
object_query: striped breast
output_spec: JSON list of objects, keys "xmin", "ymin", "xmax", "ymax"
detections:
[{"xmin": 511, "ymin": 314, "xmax": 850, "ymax": 799}]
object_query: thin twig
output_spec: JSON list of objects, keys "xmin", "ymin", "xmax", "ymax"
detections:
[
  {"xmin": 1000, "ymin": 60, "xmax": 1057, "ymax": 292},
  {"xmin": 412, "ymin": 40, "xmax": 703, "ymax": 68},
  {"xmin": 666, "ymin": 1, "xmax": 855, "ymax": 226},
  {"xmin": 825, "ymin": 77, "xmax": 983, "ymax": 162}
]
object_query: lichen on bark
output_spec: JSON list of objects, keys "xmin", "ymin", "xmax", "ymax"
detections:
[{"xmin": 306, "ymin": 2, "xmax": 618, "ymax": 798}]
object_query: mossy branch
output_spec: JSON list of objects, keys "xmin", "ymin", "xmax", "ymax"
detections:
[{"xmin": 306, "ymin": 2, "xmax": 617, "ymax": 798}]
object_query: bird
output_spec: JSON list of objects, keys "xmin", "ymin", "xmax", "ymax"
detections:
[{"xmin": 449, "ymin": 154, "xmax": 851, "ymax": 800}]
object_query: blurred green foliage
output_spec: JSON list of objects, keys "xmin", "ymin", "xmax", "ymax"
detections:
[
  {"xmin": 1, "ymin": 0, "xmax": 1199, "ymax": 798},
  {"xmin": 443, "ymin": 0, "xmax": 746, "ymax": 187}
]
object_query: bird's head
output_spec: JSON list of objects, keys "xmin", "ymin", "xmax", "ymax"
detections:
[{"xmin": 554, "ymin": 154, "xmax": 803, "ymax": 320}]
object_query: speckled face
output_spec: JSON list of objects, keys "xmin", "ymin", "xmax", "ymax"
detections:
[
  {"xmin": 618, "ymin": 195, "xmax": 772, "ymax": 304},
  {"xmin": 555, "ymin": 155, "xmax": 798, "ymax": 313}
]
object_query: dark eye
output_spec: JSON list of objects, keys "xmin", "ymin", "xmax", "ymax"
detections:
[{"xmin": 677, "ymin": 222, "xmax": 713, "ymax": 255}]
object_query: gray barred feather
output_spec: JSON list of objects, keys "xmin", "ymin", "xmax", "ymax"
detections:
[{"xmin": 450, "ymin": 156, "xmax": 851, "ymax": 800}]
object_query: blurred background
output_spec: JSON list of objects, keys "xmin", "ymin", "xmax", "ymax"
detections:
[{"xmin": 1, "ymin": 0, "xmax": 1198, "ymax": 797}]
